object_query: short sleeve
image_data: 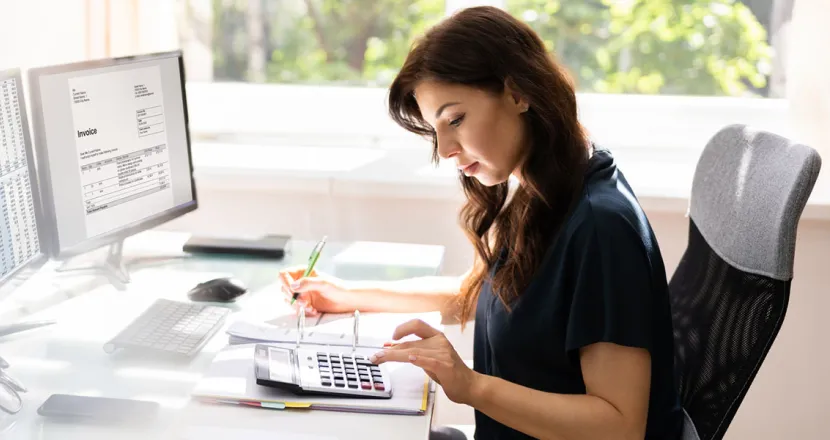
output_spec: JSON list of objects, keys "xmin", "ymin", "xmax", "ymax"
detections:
[{"xmin": 564, "ymin": 204, "xmax": 656, "ymax": 355}]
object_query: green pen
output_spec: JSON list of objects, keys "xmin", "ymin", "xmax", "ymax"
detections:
[{"xmin": 290, "ymin": 236, "xmax": 327, "ymax": 305}]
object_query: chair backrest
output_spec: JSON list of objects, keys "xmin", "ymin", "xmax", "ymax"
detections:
[{"xmin": 668, "ymin": 124, "xmax": 822, "ymax": 440}]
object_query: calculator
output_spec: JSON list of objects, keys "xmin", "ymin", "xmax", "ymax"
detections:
[{"xmin": 254, "ymin": 344, "xmax": 393, "ymax": 399}]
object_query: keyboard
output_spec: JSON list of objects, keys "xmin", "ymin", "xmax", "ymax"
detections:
[{"xmin": 103, "ymin": 299, "xmax": 230, "ymax": 357}]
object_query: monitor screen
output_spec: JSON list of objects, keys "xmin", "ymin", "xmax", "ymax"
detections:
[
  {"xmin": 0, "ymin": 69, "xmax": 45, "ymax": 284},
  {"xmin": 28, "ymin": 51, "xmax": 196, "ymax": 257}
]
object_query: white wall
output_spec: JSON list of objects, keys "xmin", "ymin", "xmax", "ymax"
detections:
[
  {"xmin": 162, "ymin": 185, "xmax": 830, "ymax": 439},
  {"xmin": 0, "ymin": 0, "xmax": 87, "ymax": 70}
]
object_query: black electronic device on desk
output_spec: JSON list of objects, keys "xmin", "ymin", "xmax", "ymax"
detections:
[
  {"xmin": 188, "ymin": 277, "xmax": 247, "ymax": 302},
  {"xmin": 254, "ymin": 344, "xmax": 393, "ymax": 399},
  {"xmin": 182, "ymin": 234, "xmax": 290, "ymax": 259}
]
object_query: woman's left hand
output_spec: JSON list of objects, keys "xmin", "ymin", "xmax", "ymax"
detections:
[{"xmin": 370, "ymin": 319, "xmax": 480, "ymax": 405}]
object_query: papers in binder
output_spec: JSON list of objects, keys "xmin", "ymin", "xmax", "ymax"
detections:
[
  {"xmin": 226, "ymin": 320, "xmax": 386, "ymax": 348},
  {"xmin": 226, "ymin": 311, "xmax": 442, "ymax": 348}
]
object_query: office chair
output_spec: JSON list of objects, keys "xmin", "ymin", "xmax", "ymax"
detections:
[{"xmin": 669, "ymin": 124, "xmax": 822, "ymax": 440}]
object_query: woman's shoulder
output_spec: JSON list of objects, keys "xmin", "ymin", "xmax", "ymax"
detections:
[{"xmin": 564, "ymin": 177, "xmax": 654, "ymax": 251}]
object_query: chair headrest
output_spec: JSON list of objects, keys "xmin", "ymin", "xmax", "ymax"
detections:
[{"xmin": 689, "ymin": 124, "xmax": 821, "ymax": 280}]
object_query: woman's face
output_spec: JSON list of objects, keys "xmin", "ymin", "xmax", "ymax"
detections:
[{"xmin": 414, "ymin": 80, "xmax": 529, "ymax": 186}]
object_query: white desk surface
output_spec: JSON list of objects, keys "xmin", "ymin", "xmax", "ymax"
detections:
[{"xmin": 0, "ymin": 232, "xmax": 444, "ymax": 440}]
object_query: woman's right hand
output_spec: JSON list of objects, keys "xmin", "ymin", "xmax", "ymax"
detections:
[{"xmin": 278, "ymin": 266, "xmax": 357, "ymax": 316}]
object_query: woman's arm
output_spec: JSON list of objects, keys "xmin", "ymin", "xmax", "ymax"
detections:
[
  {"xmin": 284, "ymin": 266, "xmax": 474, "ymax": 316},
  {"xmin": 468, "ymin": 342, "xmax": 651, "ymax": 440},
  {"xmin": 374, "ymin": 320, "xmax": 651, "ymax": 440},
  {"xmin": 345, "ymin": 266, "xmax": 474, "ymax": 318}
]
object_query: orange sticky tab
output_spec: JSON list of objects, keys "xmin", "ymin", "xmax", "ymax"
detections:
[{"xmin": 284, "ymin": 402, "xmax": 312, "ymax": 408}]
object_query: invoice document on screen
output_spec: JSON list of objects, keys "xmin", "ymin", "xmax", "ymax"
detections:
[{"xmin": 69, "ymin": 66, "xmax": 175, "ymax": 237}]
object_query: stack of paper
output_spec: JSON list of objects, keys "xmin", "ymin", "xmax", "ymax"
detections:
[
  {"xmin": 191, "ymin": 343, "xmax": 430, "ymax": 415},
  {"xmin": 225, "ymin": 320, "xmax": 388, "ymax": 348},
  {"xmin": 226, "ymin": 311, "xmax": 442, "ymax": 348}
]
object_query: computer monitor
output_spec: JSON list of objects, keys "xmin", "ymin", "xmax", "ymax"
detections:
[
  {"xmin": 27, "ymin": 51, "xmax": 197, "ymax": 285},
  {"xmin": 0, "ymin": 68, "xmax": 47, "ymax": 297}
]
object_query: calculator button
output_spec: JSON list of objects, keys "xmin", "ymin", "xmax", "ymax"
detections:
[
  {"xmin": 359, "ymin": 373, "xmax": 370, "ymax": 380},
  {"xmin": 334, "ymin": 380, "xmax": 345, "ymax": 387},
  {"xmin": 321, "ymin": 380, "xmax": 332, "ymax": 387},
  {"xmin": 374, "ymin": 383, "xmax": 385, "ymax": 391},
  {"xmin": 355, "ymin": 359, "xmax": 372, "ymax": 366},
  {"xmin": 346, "ymin": 373, "xmax": 357, "ymax": 380},
  {"xmin": 321, "ymin": 374, "xmax": 330, "ymax": 380},
  {"xmin": 361, "ymin": 382, "xmax": 372, "ymax": 390},
  {"xmin": 318, "ymin": 361, "xmax": 329, "ymax": 367},
  {"xmin": 319, "ymin": 367, "xmax": 331, "ymax": 373},
  {"xmin": 372, "ymin": 375, "xmax": 383, "ymax": 382},
  {"xmin": 348, "ymin": 382, "xmax": 359, "ymax": 389},
  {"xmin": 343, "ymin": 356, "xmax": 352, "ymax": 361}
]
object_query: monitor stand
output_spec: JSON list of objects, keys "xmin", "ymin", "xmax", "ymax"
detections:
[{"xmin": 54, "ymin": 239, "xmax": 189, "ymax": 289}]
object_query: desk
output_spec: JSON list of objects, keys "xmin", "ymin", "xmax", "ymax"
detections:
[{"xmin": 0, "ymin": 231, "xmax": 445, "ymax": 440}]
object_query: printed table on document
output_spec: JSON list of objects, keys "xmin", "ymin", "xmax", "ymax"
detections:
[
  {"xmin": 81, "ymin": 144, "xmax": 171, "ymax": 214},
  {"xmin": 0, "ymin": 77, "xmax": 40, "ymax": 276}
]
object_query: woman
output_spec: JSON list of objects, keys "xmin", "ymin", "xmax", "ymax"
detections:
[{"xmin": 279, "ymin": 6, "xmax": 683, "ymax": 440}]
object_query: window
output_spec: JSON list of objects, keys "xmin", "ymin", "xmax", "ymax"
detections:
[
  {"xmin": 181, "ymin": 0, "xmax": 788, "ymax": 98},
  {"xmin": 507, "ymin": 0, "xmax": 785, "ymax": 98},
  {"xmin": 174, "ymin": 0, "xmax": 799, "ymax": 158},
  {"xmin": 180, "ymin": 0, "xmax": 446, "ymax": 86}
]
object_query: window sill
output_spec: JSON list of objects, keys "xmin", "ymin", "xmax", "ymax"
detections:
[{"xmin": 191, "ymin": 142, "xmax": 830, "ymax": 220}]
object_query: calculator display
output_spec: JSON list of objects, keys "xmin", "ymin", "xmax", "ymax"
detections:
[{"xmin": 267, "ymin": 347, "xmax": 295, "ymax": 382}]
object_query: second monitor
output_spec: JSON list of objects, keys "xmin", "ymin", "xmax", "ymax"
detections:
[{"xmin": 28, "ymin": 51, "xmax": 197, "ymax": 284}]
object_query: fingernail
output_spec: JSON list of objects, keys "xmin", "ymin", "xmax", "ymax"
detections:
[
  {"xmin": 369, "ymin": 355, "xmax": 377, "ymax": 363},
  {"xmin": 408, "ymin": 354, "xmax": 417, "ymax": 361},
  {"xmin": 290, "ymin": 282, "xmax": 300, "ymax": 290},
  {"xmin": 383, "ymin": 342, "xmax": 394, "ymax": 347}
]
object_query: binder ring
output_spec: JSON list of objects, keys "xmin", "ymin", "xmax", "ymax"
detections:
[{"xmin": 296, "ymin": 306, "xmax": 305, "ymax": 348}]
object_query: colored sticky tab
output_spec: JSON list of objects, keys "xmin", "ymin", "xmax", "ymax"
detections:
[
  {"xmin": 284, "ymin": 402, "xmax": 312, "ymax": 408},
  {"xmin": 260, "ymin": 402, "xmax": 286, "ymax": 410}
]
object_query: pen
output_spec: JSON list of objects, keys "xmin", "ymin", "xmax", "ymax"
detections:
[{"xmin": 290, "ymin": 236, "xmax": 327, "ymax": 305}]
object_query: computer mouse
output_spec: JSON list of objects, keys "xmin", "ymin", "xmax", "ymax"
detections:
[{"xmin": 188, "ymin": 277, "xmax": 247, "ymax": 302}]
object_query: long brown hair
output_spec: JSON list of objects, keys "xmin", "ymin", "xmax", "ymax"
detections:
[{"xmin": 388, "ymin": 6, "xmax": 589, "ymax": 324}]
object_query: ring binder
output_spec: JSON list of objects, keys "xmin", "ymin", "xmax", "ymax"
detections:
[
  {"xmin": 352, "ymin": 310, "xmax": 360, "ymax": 353},
  {"xmin": 296, "ymin": 307, "xmax": 305, "ymax": 348}
]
